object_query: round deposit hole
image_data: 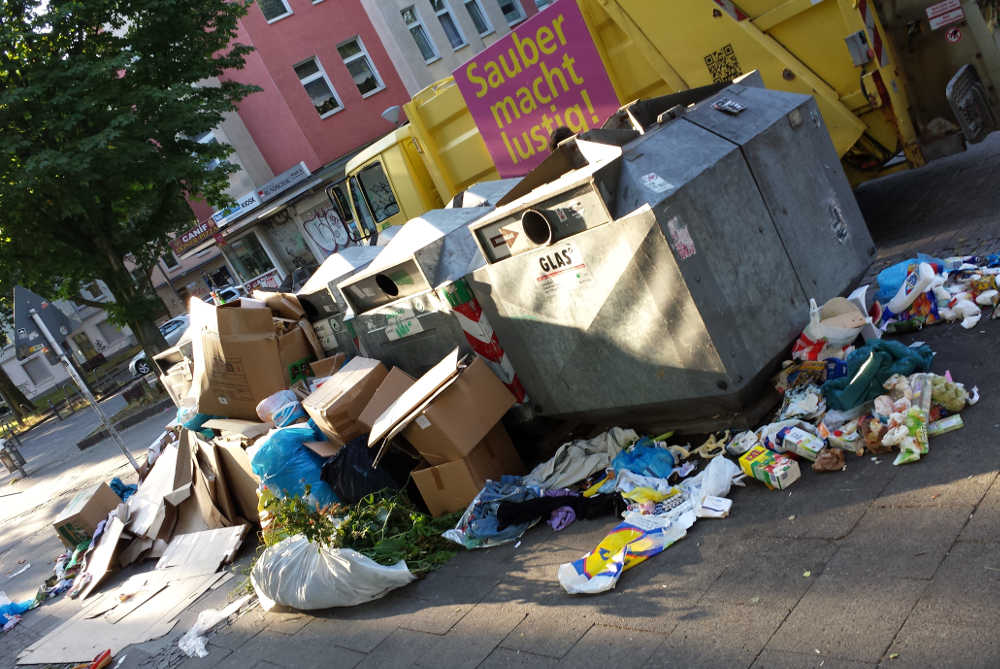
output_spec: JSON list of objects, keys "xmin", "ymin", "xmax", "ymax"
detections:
[
  {"xmin": 521, "ymin": 209, "xmax": 554, "ymax": 245},
  {"xmin": 375, "ymin": 273, "xmax": 400, "ymax": 297}
]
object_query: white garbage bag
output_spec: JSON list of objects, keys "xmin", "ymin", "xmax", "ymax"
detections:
[{"xmin": 250, "ymin": 535, "xmax": 415, "ymax": 610}]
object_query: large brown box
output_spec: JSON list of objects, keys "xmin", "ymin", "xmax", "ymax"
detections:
[
  {"xmin": 52, "ymin": 483, "xmax": 122, "ymax": 549},
  {"xmin": 302, "ymin": 356, "xmax": 387, "ymax": 443}
]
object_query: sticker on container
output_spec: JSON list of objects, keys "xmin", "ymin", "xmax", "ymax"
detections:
[
  {"xmin": 535, "ymin": 242, "xmax": 591, "ymax": 295},
  {"xmin": 667, "ymin": 217, "xmax": 696, "ymax": 259},
  {"xmin": 415, "ymin": 415, "xmax": 431, "ymax": 430},
  {"xmin": 384, "ymin": 305, "xmax": 424, "ymax": 341},
  {"xmin": 946, "ymin": 27, "xmax": 962, "ymax": 43},
  {"xmin": 640, "ymin": 173, "xmax": 674, "ymax": 193}
]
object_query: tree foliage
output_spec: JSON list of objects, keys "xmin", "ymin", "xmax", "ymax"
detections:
[{"xmin": 0, "ymin": 0, "xmax": 259, "ymax": 354}]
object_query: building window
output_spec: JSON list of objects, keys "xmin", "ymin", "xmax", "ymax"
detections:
[
  {"xmin": 294, "ymin": 57, "xmax": 343, "ymax": 117},
  {"xmin": 161, "ymin": 252, "xmax": 179, "ymax": 270},
  {"xmin": 195, "ymin": 131, "xmax": 222, "ymax": 171},
  {"xmin": 337, "ymin": 37, "xmax": 384, "ymax": 98},
  {"xmin": 495, "ymin": 0, "xmax": 524, "ymax": 25},
  {"xmin": 464, "ymin": 0, "xmax": 493, "ymax": 36},
  {"xmin": 401, "ymin": 6, "xmax": 439, "ymax": 63},
  {"xmin": 23, "ymin": 357, "xmax": 53, "ymax": 385},
  {"xmin": 226, "ymin": 233, "xmax": 274, "ymax": 282},
  {"xmin": 430, "ymin": 0, "xmax": 467, "ymax": 50},
  {"xmin": 258, "ymin": 0, "xmax": 292, "ymax": 22},
  {"xmin": 97, "ymin": 320, "xmax": 125, "ymax": 344},
  {"xmin": 534, "ymin": 0, "xmax": 553, "ymax": 9},
  {"xmin": 82, "ymin": 281, "xmax": 103, "ymax": 300}
]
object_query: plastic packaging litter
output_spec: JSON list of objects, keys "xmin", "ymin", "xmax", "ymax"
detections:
[
  {"xmin": 812, "ymin": 447, "xmax": 845, "ymax": 472},
  {"xmin": 820, "ymin": 418, "xmax": 864, "ymax": 455},
  {"xmin": 779, "ymin": 427, "xmax": 825, "ymax": 461},
  {"xmin": 255, "ymin": 389, "xmax": 306, "ymax": 427},
  {"xmin": 776, "ymin": 384, "xmax": 826, "ymax": 421},
  {"xmin": 250, "ymin": 420, "xmax": 336, "ymax": 509},
  {"xmin": 792, "ymin": 298, "xmax": 866, "ymax": 361},
  {"xmin": 930, "ymin": 375, "xmax": 970, "ymax": 412},
  {"xmin": 772, "ymin": 360, "xmax": 828, "ymax": 394},
  {"xmin": 725, "ymin": 430, "xmax": 758, "ymax": 457},
  {"xmin": 610, "ymin": 438, "xmax": 675, "ymax": 479},
  {"xmin": 928, "ymin": 414, "xmax": 964, "ymax": 436},
  {"xmin": 251, "ymin": 535, "xmax": 415, "ymax": 610},
  {"xmin": 178, "ymin": 595, "xmax": 252, "ymax": 657},
  {"xmin": 557, "ymin": 511, "xmax": 696, "ymax": 594},
  {"xmin": 883, "ymin": 262, "xmax": 937, "ymax": 321},
  {"xmin": 756, "ymin": 420, "xmax": 817, "ymax": 452}
]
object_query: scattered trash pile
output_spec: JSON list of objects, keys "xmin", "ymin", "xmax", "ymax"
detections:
[
  {"xmin": 873, "ymin": 253, "xmax": 1000, "ymax": 332},
  {"xmin": 12, "ymin": 249, "xmax": 988, "ymax": 666}
]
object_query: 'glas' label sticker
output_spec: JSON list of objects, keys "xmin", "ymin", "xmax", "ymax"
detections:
[
  {"xmin": 640, "ymin": 173, "xmax": 674, "ymax": 193},
  {"xmin": 536, "ymin": 242, "xmax": 591, "ymax": 295}
]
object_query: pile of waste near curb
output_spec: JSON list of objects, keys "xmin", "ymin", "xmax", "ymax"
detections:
[{"xmin": 14, "ymin": 248, "xmax": 990, "ymax": 662}]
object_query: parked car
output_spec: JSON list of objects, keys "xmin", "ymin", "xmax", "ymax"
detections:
[{"xmin": 128, "ymin": 314, "xmax": 190, "ymax": 376}]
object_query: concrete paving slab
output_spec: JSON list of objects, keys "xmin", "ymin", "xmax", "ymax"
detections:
[
  {"xmin": 479, "ymin": 648, "xmax": 557, "ymax": 669},
  {"xmin": 655, "ymin": 602, "xmax": 789, "ymax": 669},
  {"xmin": 881, "ymin": 618, "xmax": 1000, "ymax": 668},
  {"xmin": 700, "ymin": 537, "xmax": 837, "ymax": 610},
  {"xmin": 414, "ymin": 598, "xmax": 528, "ymax": 669},
  {"xmin": 766, "ymin": 573, "xmax": 925, "ymax": 663},
  {"xmin": 501, "ymin": 609, "xmax": 593, "ymax": 659},
  {"xmin": 960, "ymin": 477, "xmax": 1000, "ymax": 542},
  {"xmin": 751, "ymin": 649, "xmax": 876, "ymax": 668},
  {"xmin": 354, "ymin": 627, "xmax": 443, "ymax": 669},
  {"xmin": 823, "ymin": 505, "xmax": 971, "ymax": 580},
  {"xmin": 554, "ymin": 623, "xmax": 661, "ymax": 667},
  {"xmin": 907, "ymin": 541, "xmax": 1000, "ymax": 627}
]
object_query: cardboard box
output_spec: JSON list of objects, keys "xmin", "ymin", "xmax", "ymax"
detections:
[
  {"xmin": 302, "ymin": 356, "xmax": 387, "ymax": 443},
  {"xmin": 184, "ymin": 297, "xmax": 313, "ymax": 420},
  {"xmin": 412, "ymin": 424, "xmax": 524, "ymax": 517},
  {"xmin": 310, "ymin": 353, "xmax": 346, "ymax": 379},
  {"xmin": 252, "ymin": 290, "xmax": 307, "ymax": 320},
  {"xmin": 214, "ymin": 441, "xmax": 261, "ymax": 524},
  {"xmin": 739, "ymin": 445, "xmax": 801, "ymax": 490},
  {"xmin": 53, "ymin": 483, "xmax": 122, "ymax": 549},
  {"xmin": 358, "ymin": 367, "xmax": 416, "ymax": 431},
  {"xmin": 368, "ymin": 350, "xmax": 515, "ymax": 465},
  {"xmin": 780, "ymin": 427, "xmax": 824, "ymax": 462}
]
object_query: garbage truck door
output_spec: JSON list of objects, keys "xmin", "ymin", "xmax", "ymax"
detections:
[{"xmin": 348, "ymin": 175, "xmax": 378, "ymax": 243}]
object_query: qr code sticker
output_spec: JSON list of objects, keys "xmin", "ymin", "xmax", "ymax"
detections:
[{"xmin": 704, "ymin": 44, "xmax": 742, "ymax": 83}]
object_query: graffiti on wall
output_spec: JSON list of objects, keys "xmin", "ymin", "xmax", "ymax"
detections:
[{"xmin": 300, "ymin": 203, "xmax": 349, "ymax": 259}]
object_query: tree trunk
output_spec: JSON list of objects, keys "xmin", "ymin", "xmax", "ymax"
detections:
[{"xmin": 0, "ymin": 364, "xmax": 35, "ymax": 422}]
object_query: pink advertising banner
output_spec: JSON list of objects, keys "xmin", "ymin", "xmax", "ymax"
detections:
[{"xmin": 452, "ymin": 0, "xmax": 620, "ymax": 177}]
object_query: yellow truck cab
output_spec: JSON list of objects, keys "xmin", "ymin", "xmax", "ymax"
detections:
[{"xmin": 340, "ymin": 0, "xmax": 1000, "ymax": 232}]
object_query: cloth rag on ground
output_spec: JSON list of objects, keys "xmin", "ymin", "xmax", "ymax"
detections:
[
  {"xmin": 443, "ymin": 476, "xmax": 541, "ymax": 549},
  {"xmin": 495, "ymin": 494, "xmax": 618, "ymax": 531},
  {"xmin": 523, "ymin": 427, "xmax": 637, "ymax": 490},
  {"xmin": 822, "ymin": 340, "xmax": 934, "ymax": 411}
]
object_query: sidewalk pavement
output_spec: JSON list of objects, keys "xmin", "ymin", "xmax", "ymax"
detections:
[{"xmin": 6, "ymin": 137, "xmax": 1000, "ymax": 669}]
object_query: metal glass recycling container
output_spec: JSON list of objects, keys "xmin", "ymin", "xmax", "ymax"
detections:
[
  {"xmin": 466, "ymin": 82, "xmax": 873, "ymax": 425},
  {"xmin": 337, "ymin": 182, "xmax": 520, "ymax": 377},
  {"xmin": 296, "ymin": 245, "xmax": 383, "ymax": 356}
]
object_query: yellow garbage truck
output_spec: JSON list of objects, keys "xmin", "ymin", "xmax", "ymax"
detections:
[{"xmin": 330, "ymin": 0, "xmax": 1000, "ymax": 240}]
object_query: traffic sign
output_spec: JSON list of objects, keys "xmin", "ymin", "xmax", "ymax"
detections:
[{"xmin": 13, "ymin": 286, "xmax": 79, "ymax": 361}]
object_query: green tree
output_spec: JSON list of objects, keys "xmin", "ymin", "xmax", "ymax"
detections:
[{"xmin": 0, "ymin": 0, "xmax": 259, "ymax": 360}]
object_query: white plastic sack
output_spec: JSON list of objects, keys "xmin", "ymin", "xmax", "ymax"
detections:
[{"xmin": 250, "ymin": 535, "xmax": 415, "ymax": 610}]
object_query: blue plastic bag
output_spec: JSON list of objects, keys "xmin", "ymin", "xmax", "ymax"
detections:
[
  {"xmin": 177, "ymin": 409, "xmax": 220, "ymax": 439},
  {"xmin": 875, "ymin": 254, "xmax": 944, "ymax": 303},
  {"xmin": 611, "ymin": 437, "xmax": 675, "ymax": 480},
  {"xmin": 0, "ymin": 599, "xmax": 32, "ymax": 625},
  {"xmin": 251, "ymin": 420, "xmax": 337, "ymax": 509}
]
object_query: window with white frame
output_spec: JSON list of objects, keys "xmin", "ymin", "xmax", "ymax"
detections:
[
  {"xmin": 258, "ymin": 0, "xmax": 292, "ymax": 22},
  {"xmin": 464, "ymin": 0, "xmax": 493, "ymax": 36},
  {"xmin": 161, "ymin": 252, "xmax": 179, "ymax": 270},
  {"xmin": 495, "ymin": 0, "xmax": 524, "ymax": 25},
  {"xmin": 294, "ymin": 58, "xmax": 342, "ymax": 117},
  {"xmin": 430, "ymin": 0, "xmax": 467, "ymax": 50},
  {"xmin": 337, "ymin": 37, "xmax": 384, "ymax": 97},
  {"xmin": 401, "ymin": 6, "xmax": 439, "ymax": 63}
]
